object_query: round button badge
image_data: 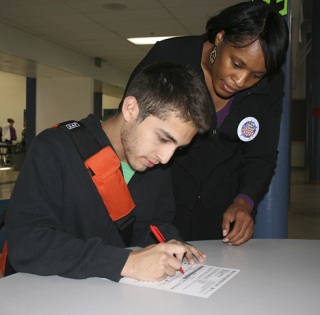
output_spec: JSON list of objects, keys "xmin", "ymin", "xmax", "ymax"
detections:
[{"xmin": 237, "ymin": 117, "xmax": 259, "ymax": 142}]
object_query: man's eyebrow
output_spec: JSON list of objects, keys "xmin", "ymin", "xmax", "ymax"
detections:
[{"xmin": 158, "ymin": 129, "xmax": 178, "ymax": 144}]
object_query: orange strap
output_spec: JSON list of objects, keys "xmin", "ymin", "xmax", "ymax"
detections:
[
  {"xmin": 85, "ymin": 146, "xmax": 135, "ymax": 221},
  {"xmin": 55, "ymin": 120, "xmax": 135, "ymax": 223},
  {"xmin": 0, "ymin": 240, "xmax": 7, "ymax": 276}
]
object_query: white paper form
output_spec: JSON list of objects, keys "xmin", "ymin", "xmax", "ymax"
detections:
[{"xmin": 120, "ymin": 262, "xmax": 240, "ymax": 298}]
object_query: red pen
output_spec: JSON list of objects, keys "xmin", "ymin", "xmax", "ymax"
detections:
[{"xmin": 150, "ymin": 225, "xmax": 184, "ymax": 274}]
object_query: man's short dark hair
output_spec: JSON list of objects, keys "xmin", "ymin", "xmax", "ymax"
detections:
[{"xmin": 124, "ymin": 62, "xmax": 212, "ymax": 134}]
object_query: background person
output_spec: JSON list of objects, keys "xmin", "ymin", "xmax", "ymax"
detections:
[
  {"xmin": 122, "ymin": 1, "xmax": 289, "ymax": 245},
  {"xmin": 4, "ymin": 62, "xmax": 211, "ymax": 281},
  {"xmin": 3, "ymin": 118, "xmax": 17, "ymax": 144},
  {"xmin": 2, "ymin": 118, "xmax": 17, "ymax": 163}
]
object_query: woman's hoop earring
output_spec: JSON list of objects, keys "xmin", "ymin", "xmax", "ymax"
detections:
[{"xmin": 210, "ymin": 47, "xmax": 217, "ymax": 64}]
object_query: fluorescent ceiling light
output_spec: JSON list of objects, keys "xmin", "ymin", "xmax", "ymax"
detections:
[{"xmin": 127, "ymin": 36, "xmax": 178, "ymax": 45}]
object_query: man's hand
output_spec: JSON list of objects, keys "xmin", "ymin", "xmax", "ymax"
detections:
[
  {"xmin": 221, "ymin": 198, "xmax": 254, "ymax": 245},
  {"xmin": 167, "ymin": 239, "xmax": 206, "ymax": 265},
  {"xmin": 121, "ymin": 241, "xmax": 207, "ymax": 281},
  {"xmin": 121, "ymin": 243, "xmax": 187, "ymax": 281}
]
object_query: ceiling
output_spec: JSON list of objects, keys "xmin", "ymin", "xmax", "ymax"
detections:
[{"xmin": 0, "ymin": 0, "xmax": 312, "ymax": 97}]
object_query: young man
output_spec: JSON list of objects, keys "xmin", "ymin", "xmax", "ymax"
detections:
[{"xmin": 4, "ymin": 62, "xmax": 211, "ymax": 282}]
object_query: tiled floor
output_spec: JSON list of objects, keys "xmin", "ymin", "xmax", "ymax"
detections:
[
  {"xmin": 0, "ymin": 169, "xmax": 18, "ymax": 200},
  {"xmin": 0, "ymin": 167, "xmax": 320, "ymax": 240}
]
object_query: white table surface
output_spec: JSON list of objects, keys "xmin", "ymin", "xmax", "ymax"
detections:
[{"xmin": 0, "ymin": 239, "xmax": 319, "ymax": 315}]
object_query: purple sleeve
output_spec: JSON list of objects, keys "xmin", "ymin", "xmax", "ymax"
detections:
[{"xmin": 234, "ymin": 194, "xmax": 254, "ymax": 212}]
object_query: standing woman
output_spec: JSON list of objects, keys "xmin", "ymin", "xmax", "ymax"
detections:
[{"xmin": 123, "ymin": 1, "xmax": 289, "ymax": 245}]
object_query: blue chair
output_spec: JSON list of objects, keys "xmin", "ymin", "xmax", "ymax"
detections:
[{"xmin": 0, "ymin": 199, "xmax": 9, "ymax": 253}]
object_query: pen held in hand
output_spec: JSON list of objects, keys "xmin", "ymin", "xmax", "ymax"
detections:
[{"xmin": 150, "ymin": 225, "xmax": 185, "ymax": 275}]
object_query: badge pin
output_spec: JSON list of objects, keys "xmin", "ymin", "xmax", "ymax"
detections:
[{"xmin": 237, "ymin": 117, "xmax": 259, "ymax": 142}]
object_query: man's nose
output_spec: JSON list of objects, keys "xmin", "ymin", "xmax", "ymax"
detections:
[{"xmin": 157, "ymin": 145, "xmax": 176, "ymax": 164}]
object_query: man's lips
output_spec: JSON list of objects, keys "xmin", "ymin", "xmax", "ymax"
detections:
[{"xmin": 145, "ymin": 159, "xmax": 156, "ymax": 168}]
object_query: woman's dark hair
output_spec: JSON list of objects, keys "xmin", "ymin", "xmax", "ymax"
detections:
[{"xmin": 206, "ymin": 1, "xmax": 289, "ymax": 77}]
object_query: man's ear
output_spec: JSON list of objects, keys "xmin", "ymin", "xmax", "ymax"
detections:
[{"xmin": 122, "ymin": 96, "xmax": 139, "ymax": 122}]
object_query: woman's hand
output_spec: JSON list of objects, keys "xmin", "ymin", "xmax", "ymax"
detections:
[{"xmin": 221, "ymin": 198, "xmax": 254, "ymax": 245}]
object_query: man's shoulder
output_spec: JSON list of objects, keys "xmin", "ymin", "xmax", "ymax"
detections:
[
  {"xmin": 37, "ymin": 115, "xmax": 99, "ymax": 141},
  {"xmin": 33, "ymin": 126, "xmax": 70, "ymax": 154}
]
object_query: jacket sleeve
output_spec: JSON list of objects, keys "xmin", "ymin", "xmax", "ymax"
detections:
[
  {"xmin": 237, "ymin": 73, "xmax": 285, "ymax": 205},
  {"xmin": 6, "ymin": 135, "xmax": 130, "ymax": 281}
]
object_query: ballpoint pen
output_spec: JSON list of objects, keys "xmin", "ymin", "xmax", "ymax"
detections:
[{"xmin": 150, "ymin": 225, "xmax": 185, "ymax": 274}]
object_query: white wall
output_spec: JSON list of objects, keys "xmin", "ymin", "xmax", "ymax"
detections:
[
  {"xmin": 0, "ymin": 71, "xmax": 26, "ymax": 142},
  {"xmin": 0, "ymin": 70, "xmax": 120, "ymax": 140},
  {"xmin": 36, "ymin": 76, "xmax": 94, "ymax": 134},
  {"xmin": 103, "ymin": 95, "xmax": 121, "ymax": 110}
]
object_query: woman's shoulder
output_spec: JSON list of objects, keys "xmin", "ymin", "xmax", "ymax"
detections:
[
  {"xmin": 148, "ymin": 34, "xmax": 206, "ymax": 65},
  {"xmin": 250, "ymin": 70, "xmax": 285, "ymax": 96},
  {"xmin": 154, "ymin": 34, "xmax": 205, "ymax": 51}
]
